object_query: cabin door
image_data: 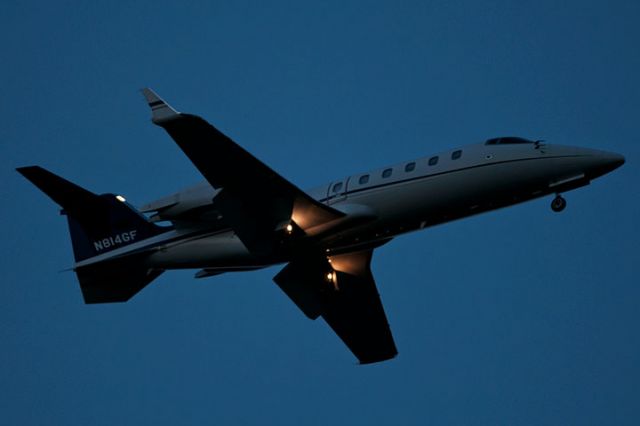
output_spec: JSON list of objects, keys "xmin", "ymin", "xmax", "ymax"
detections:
[{"xmin": 326, "ymin": 177, "xmax": 349, "ymax": 205}]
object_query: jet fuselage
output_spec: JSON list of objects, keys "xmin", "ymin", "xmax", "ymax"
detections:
[{"xmin": 139, "ymin": 140, "xmax": 624, "ymax": 272}]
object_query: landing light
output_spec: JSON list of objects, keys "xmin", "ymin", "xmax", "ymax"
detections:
[
  {"xmin": 285, "ymin": 223, "xmax": 293, "ymax": 234},
  {"xmin": 326, "ymin": 272, "xmax": 334, "ymax": 282},
  {"xmin": 116, "ymin": 195, "xmax": 126, "ymax": 202}
]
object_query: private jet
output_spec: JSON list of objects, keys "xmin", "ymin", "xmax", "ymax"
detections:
[{"xmin": 17, "ymin": 89, "xmax": 625, "ymax": 364}]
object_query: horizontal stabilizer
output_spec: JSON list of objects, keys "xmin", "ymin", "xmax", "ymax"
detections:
[
  {"xmin": 17, "ymin": 166, "xmax": 167, "ymax": 262},
  {"xmin": 17, "ymin": 166, "xmax": 98, "ymax": 215}
]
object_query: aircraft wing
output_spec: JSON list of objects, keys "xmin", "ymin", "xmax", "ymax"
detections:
[
  {"xmin": 142, "ymin": 88, "xmax": 344, "ymax": 253},
  {"xmin": 274, "ymin": 249, "xmax": 397, "ymax": 364}
]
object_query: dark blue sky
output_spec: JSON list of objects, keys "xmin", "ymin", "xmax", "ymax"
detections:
[{"xmin": 2, "ymin": 1, "xmax": 639, "ymax": 424}]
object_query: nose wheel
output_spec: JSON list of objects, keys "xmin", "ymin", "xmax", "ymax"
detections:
[{"xmin": 551, "ymin": 194, "xmax": 567, "ymax": 212}]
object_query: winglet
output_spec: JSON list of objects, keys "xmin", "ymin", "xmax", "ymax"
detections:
[{"xmin": 141, "ymin": 88, "xmax": 180, "ymax": 124}]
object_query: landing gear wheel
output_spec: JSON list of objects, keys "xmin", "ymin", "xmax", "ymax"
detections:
[{"xmin": 551, "ymin": 195, "xmax": 567, "ymax": 212}]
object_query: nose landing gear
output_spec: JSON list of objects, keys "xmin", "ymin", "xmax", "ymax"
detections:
[{"xmin": 551, "ymin": 194, "xmax": 567, "ymax": 212}]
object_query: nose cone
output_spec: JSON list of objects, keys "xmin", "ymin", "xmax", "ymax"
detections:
[
  {"xmin": 598, "ymin": 151, "xmax": 625, "ymax": 172},
  {"xmin": 609, "ymin": 152, "xmax": 626, "ymax": 169},
  {"xmin": 589, "ymin": 150, "xmax": 625, "ymax": 178}
]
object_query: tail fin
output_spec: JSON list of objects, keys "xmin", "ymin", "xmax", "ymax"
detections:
[
  {"xmin": 17, "ymin": 166, "xmax": 167, "ymax": 303},
  {"xmin": 17, "ymin": 166, "xmax": 164, "ymax": 261}
]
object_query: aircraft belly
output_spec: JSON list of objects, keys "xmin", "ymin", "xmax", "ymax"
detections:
[
  {"xmin": 147, "ymin": 231, "xmax": 262, "ymax": 269},
  {"xmin": 397, "ymin": 160, "xmax": 550, "ymax": 215},
  {"xmin": 331, "ymin": 156, "xmax": 586, "ymax": 243}
]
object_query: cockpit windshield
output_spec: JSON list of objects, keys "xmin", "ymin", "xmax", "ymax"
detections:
[{"xmin": 485, "ymin": 137, "xmax": 535, "ymax": 145}]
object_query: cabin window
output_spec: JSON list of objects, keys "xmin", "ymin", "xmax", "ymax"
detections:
[
  {"xmin": 359, "ymin": 174, "xmax": 369, "ymax": 185},
  {"xmin": 428, "ymin": 156, "xmax": 439, "ymax": 166},
  {"xmin": 451, "ymin": 150, "xmax": 462, "ymax": 160},
  {"xmin": 382, "ymin": 168, "xmax": 393, "ymax": 178},
  {"xmin": 405, "ymin": 162, "xmax": 416, "ymax": 172},
  {"xmin": 332, "ymin": 182, "xmax": 343, "ymax": 193}
]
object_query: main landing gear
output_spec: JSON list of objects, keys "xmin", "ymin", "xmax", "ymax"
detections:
[{"xmin": 551, "ymin": 194, "xmax": 567, "ymax": 212}]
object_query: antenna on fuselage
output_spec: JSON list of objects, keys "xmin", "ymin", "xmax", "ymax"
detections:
[{"xmin": 534, "ymin": 139, "xmax": 546, "ymax": 152}]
